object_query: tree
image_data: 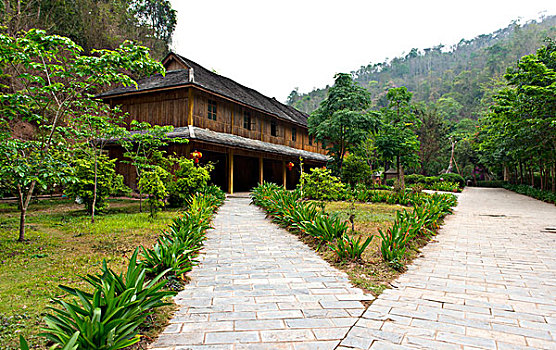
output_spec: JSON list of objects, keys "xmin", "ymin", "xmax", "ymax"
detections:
[
  {"xmin": 415, "ymin": 103, "xmax": 450, "ymax": 175},
  {"xmin": 120, "ymin": 120, "xmax": 187, "ymax": 212},
  {"xmin": 65, "ymin": 152, "xmax": 128, "ymax": 215},
  {"xmin": 479, "ymin": 39, "xmax": 556, "ymax": 190},
  {"xmin": 0, "ymin": 29, "xmax": 164, "ymax": 241},
  {"xmin": 308, "ymin": 73, "xmax": 378, "ymax": 172},
  {"xmin": 69, "ymin": 105, "xmax": 128, "ymax": 223},
  {"xmin": 375, "ymin": 87, "xmax": 420, "ymax": 188}
]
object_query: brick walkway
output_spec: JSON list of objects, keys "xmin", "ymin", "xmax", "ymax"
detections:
[
  {"xmin": 152, "ymin": 188, "xmax": 556, "ymax": 350},
  {"xmin": 338, "ymin": 188, "xmax": 556, "ymax": 350},
  {"xmin": 151, "ymin": 195, "xmax": 373, "ymax": 350}
]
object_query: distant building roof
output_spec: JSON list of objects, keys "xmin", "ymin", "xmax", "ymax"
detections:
[{"xmin": 99, "ymin": 53, "xmax": 309, "ymax": 127}]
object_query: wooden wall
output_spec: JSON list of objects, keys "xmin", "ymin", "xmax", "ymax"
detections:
[
  {"xmin": 113, "ymin": 89, "xmax": 188, "ymax": 127},
  {"xmin": 110, "ymin": 87, "xmax": 327, "ymax": 155}
]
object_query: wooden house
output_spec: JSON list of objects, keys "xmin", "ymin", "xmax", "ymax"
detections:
[{"xmin": 100, "ymin": 53, "xmax": 329, "ymax": 193}]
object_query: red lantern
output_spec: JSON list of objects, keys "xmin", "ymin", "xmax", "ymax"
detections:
[
  {"xmin": 286, "ymin": 162, "xmax": 294, "ymax": 171},
  {"xmin": 190, "ymin": 150, "xmax": 203, "ymax": 164}
]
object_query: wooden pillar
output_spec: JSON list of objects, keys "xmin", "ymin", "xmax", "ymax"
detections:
[
  {"xmin": 187, "ymin": 88, "xmax": 194, "ymax": 125},
  {"xmin": 230, "ymin": 107, "xmax": 234, "ymax": 134},
  {"xmin": 282, "ymin": 160, "xmax": 287, "ymax": 189},
  {"xmin": 228, "ymin": 149, "xmax": 234, "ymax": 194},
  {"xmin": 259, "ymin": 156, "xmax": 264, "ymax": 185}
]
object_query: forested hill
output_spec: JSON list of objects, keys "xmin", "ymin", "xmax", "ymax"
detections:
[{"xmin": 287, "ymin": 16, "xmax": 556, "ymax": 120}]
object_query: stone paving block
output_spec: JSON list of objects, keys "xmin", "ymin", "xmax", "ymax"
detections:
[
  {"xmin": 259, "ymin": 329, "xmax": 316, "ymax": 342},
  {"xmin": 402, "ymin": 336, "xmax": 461, "ymax": 349},
  {"xmin": 292, "ymin": 340, "xmax": 340, "ymax": 350},
  {"xmin": 234, "ymin": 319, "xmax": 285, "ymax": 331},
  {"xmin": 204, "ymin": 331, "xmax": 260, "ymax": 344},
  {"xmin": 436, "ymin": 331, "xmax": 497, "ymax": 349},
  {"xmin": 340, "ymin": 334, "xmax": 375, "ymax": 349}
]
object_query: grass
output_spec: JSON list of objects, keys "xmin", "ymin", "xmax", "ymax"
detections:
[
  {"xmin": 0, "ymin": 198, "xmax": 180, "ymax": 349},
  {"xmin": 300, "ymin": 201, "xmax": 430, "ymax": 296}
]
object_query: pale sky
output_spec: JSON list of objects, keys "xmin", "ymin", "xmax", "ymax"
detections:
[{"xmin": 169, "ymin": 0, "xmax": 556, "ymax": 103}]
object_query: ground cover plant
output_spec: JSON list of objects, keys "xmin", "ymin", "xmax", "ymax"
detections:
[{"xmin": 252, "ymin": 182, "xmax": 457, "ymax": 295}]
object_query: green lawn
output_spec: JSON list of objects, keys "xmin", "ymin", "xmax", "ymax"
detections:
[{"xmin": 0, "ymin": 198, "xmax": 179, "ymax": 348}]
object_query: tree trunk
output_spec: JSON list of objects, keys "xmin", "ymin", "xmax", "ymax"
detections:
[
  {"xmin": 17, "ymin": 181, "xmax": 36, "ymax": 242},
  {"xmin": 530, "ymin": 165, "xmax": 534, "ymax": 187},
  {"xmin": 539, "ymin": 160, "xmax": 544, "ymax": 191},
  {"xmin": 91, "ymin": 150, "xmax": 98, "ymax": 223},
  {"xmin": 552, "ymin": 163, "xmax": 556, "ymax": 193},
  {"xmin": 519, "ymin": 161, "xmax": 523, "ymax": 184},
  {"xmin": 399, "ymin": 163, "xmax": 405, "ymax": 189}
]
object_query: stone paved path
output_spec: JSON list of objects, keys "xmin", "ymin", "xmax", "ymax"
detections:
[
  {"xmin": 338, "ymin": 188, "xmax": 556, "ymax": 350},
  {"xmin": 151, "ymin": 195, "xmax": 374, "ymax": 350},
  {"xmin": 152, "ymin": 188, "xmax": 556, "ymax": 350}
]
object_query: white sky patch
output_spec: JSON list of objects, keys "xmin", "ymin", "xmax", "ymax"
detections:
[{"xmin": 169, "ymin": 0, "xmax": 556, "ymax": 102}]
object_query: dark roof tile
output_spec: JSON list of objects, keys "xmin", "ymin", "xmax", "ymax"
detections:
[{"xmin": 99, "ymin": 53, "xmax": 309, "ymax": 126}]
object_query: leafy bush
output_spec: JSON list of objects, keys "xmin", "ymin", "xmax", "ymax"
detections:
[
  {"xmin": 341, "ymin": 154, "xmax": 372, "ymax": 186},
  {"xmin": 300, "ymin": 214, "xmax": 348, "ymax": 249},
  {"xmin": 378, "ymin": 221, "xmax": 410, "ymax": 269},
  {"xmin": 140, "ymin": 189, "xmax": 224, "ymax": 279},
  {"xmin": 138, "ymin": 166, "xmax": 169, "ymax": 217},
  {"xmin": 165, "ymin": 157, "xmax": 212, "ymax": 208},
  {"xmin": 41, "ymin": 249, "xmax": 174, "ymax": 349},
  {"xmin": 329, "ymin": 235, "xmax": 373, "ymax": 261},
  {"xmin": 378, "ymin": 192, "xmax": 457, "ymax": 268},
  {"xmin": 140, "ymin": 235, "xmax": 197, "ymax": 277},
  {"xmin": 439, "ymin": 173, "xmax": 465, "ymax": 187},
  {"xmin": 300, "ymin": 167, "xmax": 347, "ymax": 201},
  {"xmin": 429, "ymin": 181, "xmax": 461, "ymax": 192},
  {"xmin": 65, "ymin": 153, "xmax": 130, "ymax": 213},
  {"xmin": 251, "ymin": 183, "xmax": 357, "ymax": 254}
]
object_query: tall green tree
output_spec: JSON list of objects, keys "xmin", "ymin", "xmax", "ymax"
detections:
[
  {"xmin": 375, "ymin": 87, "xmax": 420, "ymax": 187},
  {"xmin": 308, "ymin": 73, "xmax": 378, "ymax": 172},
  {"xmin": 479, "ymin": 38, "xmax": 556, "ymax": 190},
  {"xmin": 0, "ymin": 29, "xmax": 164, "ymax": 241}
]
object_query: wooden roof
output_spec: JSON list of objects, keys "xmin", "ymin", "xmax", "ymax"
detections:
[
  {"xmin": 99, "ymin": 53, "xmax": 309, "ymax": 127},
  {"xmin": 168, "ymin": 126, "xmax": 329, "ymax": 162}
]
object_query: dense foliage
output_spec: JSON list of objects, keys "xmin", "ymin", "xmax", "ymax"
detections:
[
  {"xmin": 165, "ymin": 157, "xmax": 213, "ymax": 208},
  {"xmin": 478, "ymin": 39, "xmax": 556, "ymax": 192},
  {"xmin": 308, "ymin": 73, "xmax": 378, "ymax": 171},
  {"xmin": 0, "ymin": 0, "xmax": 177, "ymax": 58},
  {"xmin": 65, "ymin": 153, "xmax": 129, "ymax": 213}
]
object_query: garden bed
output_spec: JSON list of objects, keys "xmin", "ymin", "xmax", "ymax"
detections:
[{"xmin": 251, "ymin": 183, "xmax": 457, "ymax": 297}]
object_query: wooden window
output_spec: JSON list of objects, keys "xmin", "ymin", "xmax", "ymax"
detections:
[
  {"xmin": 308, "ymin": 134, "xmax": 313, "ymax": 145},
  {"xmin": 291, "ymin": 127, "xmax": 297, "ymax": 142},
  {"xmin": 243, "ymin": 112, "xmax": 251, "ymax": 130},
  {"xmin": 207, "ymin": 99, "xmax": 217, "ymax": 120},
  {"xmin": 271, "ymin": 120, "xmax": 277, "ymax": 137}
]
